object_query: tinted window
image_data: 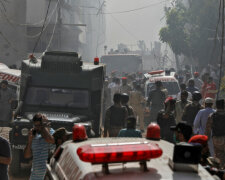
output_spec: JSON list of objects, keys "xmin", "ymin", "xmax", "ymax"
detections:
[{"xmin": 25, "ymin": 87, "xmax": 89, "ymax": 108}]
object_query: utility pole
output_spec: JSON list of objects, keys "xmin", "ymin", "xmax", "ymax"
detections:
[{"xmin": 57, "ymin": 3, "xmax": 62, "ymax": 50}]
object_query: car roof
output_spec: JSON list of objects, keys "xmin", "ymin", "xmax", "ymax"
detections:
[{"xmin": 51, "ymin": 138, "xmax": 214, "ymax": 180}]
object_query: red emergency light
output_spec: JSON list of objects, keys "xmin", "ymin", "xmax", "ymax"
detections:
[
  {"xmin": 148, "ymin": 70, "xmax": 164, "ymax": 75},
  {"xmin": 77, "ymin": 142, "xmax": 163, "ymax": 164},
  {"xmin": 94, "ymin": 57, "xmax": 99, "ymax": 65}
]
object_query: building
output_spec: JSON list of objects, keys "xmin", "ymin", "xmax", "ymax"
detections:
[{"xmin": 0, "ymin": 0, "xmax": 106, "ymax": 65}]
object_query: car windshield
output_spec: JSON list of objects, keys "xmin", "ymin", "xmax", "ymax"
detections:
[
  {"xmin": 24, "ymin": 87, "xmax": 89, "ymax": 108},
  {"xmin": 147, "ymin": 81, "xmax": 180, "ymax": 96}
]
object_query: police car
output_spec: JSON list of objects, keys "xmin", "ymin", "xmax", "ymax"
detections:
[
  {"xmin": 45, "ymin": 124, "xmax": 214, "ymax": 180},
  {"xmin": 144, "ymin": 70, "xmax": 180, "ymax": 99}
]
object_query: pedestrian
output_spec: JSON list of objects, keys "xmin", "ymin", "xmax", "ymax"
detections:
[
  {"xmin": 193, "ymin": 72, "xmax": 203, "ymax": 90},
  {"xmin": 0, "ymin": 80, "xmax": 16, "ymax": 126},
  {"xmin": 104, "ymin": 93, "xmax": 128, "ymax": 137},
  {"xmin": 182, "ymin": 91, "xmax": 203, "ymax": 126},
  {"xmin": 176, "ymin": 83, "xmax": 192, "ymax": 101},
  {"xmin": 157, "ymin": 97, "xmax": 176, "ymax": 143},
  {"xmin": 205, "ymin": 99, "xmax": 225, "ymax": 168},
  {"xmin": 53, "ymin": 127, "xmax": 72, "ymax": 150},
  {"xmin": 24, "ymin": 113, "xmax": 55, "ymax": 180},
  {"xmin": 147, "ymin": 81, "xmax": 166, "ymax": 123},
  {"xmin": 193, "ymin": 97, "xmax": 215, "ymax": 156},
  {"xmin": 186, "ymin": 79, "xmax": 199, "ymax": 94},
  {"xmin": 201, "ymin": 73, "xmax": 210, "ymax": 99},
  {"xmin": 121, "ymin": 93, "xmax": 134, "ymax": 116},
  {"xmin": 0, "ymin": 135, "xmax": 11, "ymax": 180},
  {"xmin": 175, "ymin": 90, "xmax": 191, "ymax": 124},
  {"xmin": 120, "ymin": 77, "xmax": 132, "ymax": 94},
  {"xmin": 118, "ymin": 116, "xmax": 142, "ymax": 138},
  {"xmin": 205, "ymin": 77, "xmax": 217, "ymax": 100},
  {"xmin": 129, "ymin": 84, "xmax": 145, "ymax": 131},
  {"xmin": 170, "ymin": 122, "xmax": 193, "ymax": 143}
]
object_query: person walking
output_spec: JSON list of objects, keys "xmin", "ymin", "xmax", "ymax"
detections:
[
  {"xmin": 147, "ymin": 81, "xmax": 166, "ymax": 123},
  {"xmin": 193, "ymin": 72, "xmax": 203, "ymax": 90},
  {"xmin": 205, "ymin": 99, "xmax": 225, "ymax": 168},
  {"xmin": 104, "ymin": 93, "xmax": 128, "ymax": 137},
  {"xmin": 175, "ymin": 90, "xmax": 191, "ymax": 124},
  {"xmin": 182, "ymin": 91, "xmax": 203, "ymax": 126},
  {"xmin": 157, "ymin": 97, "xmax": 176, "ymax": 143},
  {"xmin": 24, "ymin": 113, "xmax": 55, "ymax": 180},
  {"xmin": 0, "ymin": 80, "xmax": 16, "ymax": 126},
  {"xmin": 129, "ymin": 84, "xmax": 145, "ymax": 131},
  {"xmin": 0, "ymin": 135, "xmax": 11, "ymax": 180},
  {"xmin": 120, "ymin": 77, "xmax": 132, "ymax": 94},
  {"xmin": 205, "ymin": 77, "xmax": 217, "ymax": 100},
  {"xmin": 176, "ymin": 83, "xmax": 192, "ymax": 101},
  {"xmin": 193, "ymin": 97, "xmax": 215, "ymax": 156},
  {"xmin": 186, "ymin": 79, "xmax": 199, "ymax": 94},
  {"xmin": 121, "ymin": 93, "xmax": 134, "ymax": 116}
]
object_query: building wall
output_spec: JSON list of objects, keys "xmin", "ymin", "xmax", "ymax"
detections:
[
  {"xmin": 0, "ymin": 0, "xmax": 106, "ymax": 65},
  {"xmin": 0, "ymin": 0, "xmax": 27, "ymax": 66}
]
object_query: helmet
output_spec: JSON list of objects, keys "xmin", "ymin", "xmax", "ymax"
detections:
[
  {"xmin": 192, "ymin": 91, "xmax": 202, "ymax": 101},
  {"xmin": 146, "ymin": 123, "xmax": 160, "ymax": 140},
  {"xmin": 73, "ymin": 124, "xmax": 88, "ymax": 142},
  {"xmin": 121, "ymin": 93, "xmax": 129, "ymax": 103}
]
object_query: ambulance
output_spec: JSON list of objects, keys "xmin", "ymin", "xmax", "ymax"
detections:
[
  {"xmin": 0, "ymin": 63, "xmax": 21, "ymax": 99},
  {"xmin": 144, "ymin": 70, "xmax": 180, "ymax": 99},
  {"xmin": 44, "ymin": 124, "xmax": 214, "ymax": 180}
]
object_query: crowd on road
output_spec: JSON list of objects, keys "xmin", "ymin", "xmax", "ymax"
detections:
[
  {"xmin": 102, "ymin": 66, "xmax": 225, "ymax": 179},
  {"xmin": 0, "ymin": 65, "xmax": 225, "ymax": 180}
]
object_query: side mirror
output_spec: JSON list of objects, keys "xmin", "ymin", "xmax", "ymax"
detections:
[{"xmin": 11, "ymin": 100, "xmax": 18, "ymax": 110}]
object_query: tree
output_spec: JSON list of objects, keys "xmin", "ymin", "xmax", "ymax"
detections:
[{"xmin": 159, "ymin": 0, "xmax": 220, "ymax": 69}]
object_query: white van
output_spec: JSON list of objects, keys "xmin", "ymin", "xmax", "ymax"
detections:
[{"xmin": 144, "ymin": 70, "xmax": 180, "ymax": 99}]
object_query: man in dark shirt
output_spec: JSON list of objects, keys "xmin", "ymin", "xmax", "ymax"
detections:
[
  {"xmin": 157, "ymin": 97, "xmax": 176, "ymax": 143},
  {"xmin": 104, "ymin": 93, "xmax": 128, "ymax": 137},
  {"xmin": 147, "ymin": 81, "xmax": 166, "ymax": 123},
  {"xmin": 182, "ymin": 91, "xmax": 203, "ymax": 126},
  {"xmin": 186, "ymin": 79, "xmax": 199, "ymax": 94},
  {"xmin": 0, "ymin": 136, "xmax": 11, "ymax": 180}
]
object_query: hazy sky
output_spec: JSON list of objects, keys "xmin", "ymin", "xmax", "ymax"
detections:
[{"xmin": 105, "ymin": 0, "xmax": 171, "ymax": 50}]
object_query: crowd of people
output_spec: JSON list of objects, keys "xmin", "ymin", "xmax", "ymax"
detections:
[
  {"xmin": 103, "ymin": 69, "xmax": 225, "ymax": 179},
  {"xmin": 0, "ymin": 66, "xmax": 225, "ymax": 179}
]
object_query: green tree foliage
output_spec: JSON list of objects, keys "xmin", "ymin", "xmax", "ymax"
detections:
[{"xmin": 159, "ymin": 0, "xmax": 220, "ymax": 67}]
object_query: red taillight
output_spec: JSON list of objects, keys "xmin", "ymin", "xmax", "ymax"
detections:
[
  {"xmin": 15, "ymin": 133, "xmax": 19, "ymax": 136},
  {"xmin": 77, "ymin": 142, "xmax": 163, "ymax": 164}
]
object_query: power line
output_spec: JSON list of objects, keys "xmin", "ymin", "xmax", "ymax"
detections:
[
  {"xmin": 0, "ymin": 0, "xmax": 58, "ymax": 27},
  {"xmin": 110, "ymin": 14, "xmax": 139, "ymax": 40},
  {"xmin": 38, "ymin": 9, "xmax": 58, "ymax": 59},
  {"xmin": 0, "ymin": 30, "xmax": 18, "ymax": 53},
  {"xmin": 32, "ymin": 0, "xmax": 52, "ymax": 53},
  {"xmin": 75, "ymin": 0, "xmax": 169, "ymax": 16},
  {"xmin": 101, "ymin": 0, "xmax": 169, "ymax": 15}
]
